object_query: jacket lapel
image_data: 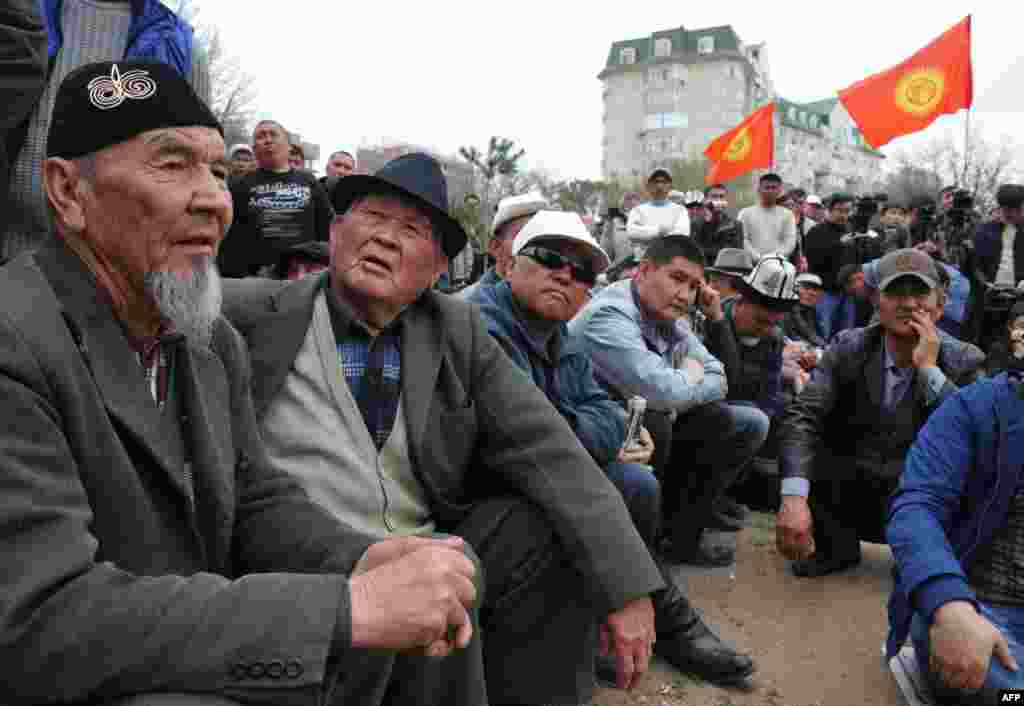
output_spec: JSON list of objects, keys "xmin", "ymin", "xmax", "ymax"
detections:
[
  {"xmin": 34, "ymin": 241, "xmax": 192, "ymax": 502},
  {"xmin": 864, "ymin": 344, "xmax": 885, "ymax": 410},
  {"xmin": 245, "ymin": 273, "xmax": 324, "ymax": 419},
  {"xmin": 401, "ymin": 297, "xmax": 444, "ymax": 456}
]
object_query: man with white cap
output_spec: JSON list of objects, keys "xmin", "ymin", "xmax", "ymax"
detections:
[
  {"xmin": 468, "ymin": 211, "xmax": 757, "ymax": 689},
  {"xmin": 627, "ymin": 167, "xmax": 690, "ymax": 257},
  {"xmin": 457, "ymin": 191, "xmax": 547, "ymax": 300},
  {"xmin": 777, "ymin": 249, "xmax": 985, "ymax": 578}
]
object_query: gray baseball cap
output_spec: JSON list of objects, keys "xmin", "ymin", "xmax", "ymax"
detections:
[{"xmin": 876, "ymin": 248, "xmax": 940, "ymax": 291}]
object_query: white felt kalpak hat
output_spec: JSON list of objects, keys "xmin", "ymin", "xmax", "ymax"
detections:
[
  {"xmin": 737, "ymin": 253, "xmax": 799, "ymax": 310},
  {"xmin": 492, "ymin": 192, "xmax": 548, "ymax": 234},
  {"xmin": 512, "ymin": 210, "xmax": 611, "ymax": 274}
]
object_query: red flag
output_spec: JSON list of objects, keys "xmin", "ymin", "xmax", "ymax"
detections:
[
  {"xmin": 704, "ymin": 103, "xmax": 775, "ymax": 185},
  {"xmin": 839, "ymin": 16, "xmax": 973, "ymax": 149}
]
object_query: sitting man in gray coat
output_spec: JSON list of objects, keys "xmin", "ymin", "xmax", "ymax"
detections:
[
  {"xmin": 0, "ymin": 61, "xmax": 487, "ymax": 706},
  {"xmin": 222, "ymin": 153, "xmax": 664, "ymax": 705}
]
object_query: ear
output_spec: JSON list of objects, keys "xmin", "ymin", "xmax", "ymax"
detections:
[
  {"xmin": 43, "ymin": 157, "xmax": 88, "ymax": 234},
  {"xmin": 487, "ymin": 237, "xmax": 503, "ymax": 258}
]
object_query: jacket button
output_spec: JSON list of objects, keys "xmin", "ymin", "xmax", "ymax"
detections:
[
  {"xmin": 284, "ymin": 660, "xmax": 303, "ymax": 679},
  {"xmin": 230, "ymin": 663, "xmax": 248, "ymax": 681},
  {"xmin": 247, "ymin": 662, "xmax": 266, "ymax": 679},
  {"xmin": 267, "ymin": 660, "xmax": 284, "ymax": 679}
]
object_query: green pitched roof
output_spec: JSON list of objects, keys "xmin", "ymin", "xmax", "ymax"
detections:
[
  {"xmin": 776, "ymin": 96, "xmax": 884, "ymax": 157},
  {"xmin": 603, "ymin": 25, "xmax": 743, "ymax": 70}
]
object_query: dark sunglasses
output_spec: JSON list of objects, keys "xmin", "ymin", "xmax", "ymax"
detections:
[{"xmin": 520, "ymin": 245, "xmax": 596, "ymax": 285}]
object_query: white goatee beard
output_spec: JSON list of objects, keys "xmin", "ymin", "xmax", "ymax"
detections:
[{"xmin": 144, "ymin": 256, "xmax": 222, "ymax": 348}]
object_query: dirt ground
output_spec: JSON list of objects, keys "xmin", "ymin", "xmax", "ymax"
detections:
[{"xmin": 593, "ymin": 513, "xmax": 907, "ymax": 706}]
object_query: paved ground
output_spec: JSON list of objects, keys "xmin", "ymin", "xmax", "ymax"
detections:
[{"xmin": 593, "ymin": 513, "xmax": 906, "ymax": 706}]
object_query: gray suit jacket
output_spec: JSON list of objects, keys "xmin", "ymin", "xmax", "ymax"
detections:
[
  {"xmin": 222, "ymin": 274, "xmax": 664, "ymax": 616},
  {"xmin": 0, "ymin": 242, "xmax": 375, "ymax": 706}
]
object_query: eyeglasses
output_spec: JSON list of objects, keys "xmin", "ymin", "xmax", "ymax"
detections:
[{"xmin": 519, "ymin": 245, "xmax": 596, "ymax": 285}]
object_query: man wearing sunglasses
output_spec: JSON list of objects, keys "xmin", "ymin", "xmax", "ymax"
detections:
[
  {"xmin": 223, "ymin": 154, "xmax": 664, "ymax": 706},
  {"xmin": 467, "ymin": 211, "xmax": 756, "ymax": 688}
]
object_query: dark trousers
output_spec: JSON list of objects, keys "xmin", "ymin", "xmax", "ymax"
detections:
[
  {"xmin": 646, "ymin": 402, "xmax": 767, "ymax": 554},
  {"xmin": 457, "ymin": 496, "xmax": 599, "ymax": 706},
  {"xmin": 808, "ymin": 459, "xmax": 899, "ymax": 561}
]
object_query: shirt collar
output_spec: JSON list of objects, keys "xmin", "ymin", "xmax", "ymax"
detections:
[
  {"xmin": 93, "ymin": 285, "xmax": 176, "ymax": 357},
  {"xmin": 882, "ymin": 337, "xmax": 912, "ymax": 375},
  {"xmin": 323, "ymin": 276, "xmax": 405, "ymax": 340}
]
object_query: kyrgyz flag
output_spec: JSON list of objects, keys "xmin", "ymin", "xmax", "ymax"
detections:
[
  {"xmin": 704, "ymin": 103, "xmax": 775, "ymax": 185},
  {"xmin": 839, "ymin": 16, "xmax": 973, "ymax": 149}
]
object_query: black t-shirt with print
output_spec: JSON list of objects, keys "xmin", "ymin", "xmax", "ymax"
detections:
[{"xmin": 218, "ymin": 168, "xmax": 333, "ymax": 277}]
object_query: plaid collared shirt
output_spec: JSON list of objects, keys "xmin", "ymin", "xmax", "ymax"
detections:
[
  {"xmin": 125, "ymin": 322, "xmax": 176, "ymax": 409},
  {"xmin": 325, "ymin": 282, "xmax": 403, "ymax": 449}
]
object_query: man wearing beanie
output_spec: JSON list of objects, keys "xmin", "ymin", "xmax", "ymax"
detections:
[{"xmin": 0, "ymin": 61, "xmax": 487, "ymax": 706}]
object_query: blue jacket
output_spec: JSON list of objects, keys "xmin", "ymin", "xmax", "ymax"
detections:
[
  {"xmin": 974, "ymin": 220, "xmax": 1024, "ymax": 285},
  {"xmin": 886, "ymin": 373, "xmax": 1024, "ymax": 659},
  {"xmin": 568, "ymin": 279, "xmax": 727, "ymax": 414},
  {"xmin": 42, "ymin": 0, "xmax": 193, "ymax": 78},
  {"xmin": 468, "ymin": 281, "xmax": 628, "ymax": 467}
]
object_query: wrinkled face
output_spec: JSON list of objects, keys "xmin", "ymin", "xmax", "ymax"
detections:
[
  {"xmin": 327, "ymin": 152, "xmax": 356, "ymax": 178},
  {"xmin": 634, "ymin": 255, "xmax": 703, "ymax": 321},
  {"xmin": 489, "ymin": 214, "xmax": 533, "ymax": 279},
  {"xmin": 506, "ymin": 238, "xmax": 595, "ymax": 322},
  {"xmin": 648, "ymin": 176, "xmax": 672, "ymax": 201},
  {"xmin": 73, "ymin": 127, "xmax": 231, "ymax": 287},
  {"xmin": 827, "ymin": 201, "xmax": 854, "ymax": 226},
  {"xmin": 758, "ymin": 180, "xmax": 782, "ymax": 206},
  {"xmin": 880, "ymin": 208, "xmax": 907, "ymax": 227},
  {"xmin": 736, "ymin": 298, "xmax": 787, "ymax": 338},
  {"xmin": 796, "ymin": 284, "xmax": 823, "ymax": 307},
  {"xmin": 253, "ymin": 122, "xmax": 290, "ymax": 170},
  {"xmin": 329, "ymin": 193, "xmax": 447, "ymax": 309},
  {"xmin": 877, "ymin": 276, "xmax": 942, "ymax": 339}
]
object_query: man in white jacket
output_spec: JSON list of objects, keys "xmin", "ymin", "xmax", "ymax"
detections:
[{"xmin": 627, "ymin": 168, "xmax": 690, "ymax": 257}]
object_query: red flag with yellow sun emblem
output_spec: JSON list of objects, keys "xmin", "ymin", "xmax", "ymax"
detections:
[
  {"xmin": 839, "ymin": 16, "xmax": 973, "ymax": 149},
  {"xmin": 704, "ymin": 103, "xmax": 775, "ymax": 185}
]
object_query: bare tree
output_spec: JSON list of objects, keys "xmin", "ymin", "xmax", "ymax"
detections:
[
  {"xmin": 458, "ymin": 137, "xmax": 527, "ymax": 245},
  {"xmin": 888, "ymin": 129, "xmax": 1021, "ymax": 212},
  {"xmin": 161, "ymin": 0, "xmax": 259, "ymax": 147}
]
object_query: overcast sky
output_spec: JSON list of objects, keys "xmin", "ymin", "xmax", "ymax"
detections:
[{"xmin": 198, "ymin": 1, "xmax": 1021, "ymax": 178}]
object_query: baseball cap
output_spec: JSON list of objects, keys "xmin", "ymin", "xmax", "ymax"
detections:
[
  {"xmin": 492, "ymin": 192, "xmax": 548, "ymax": 236},
  {"xmin": 512, "ymin": 210, "xmax": 611, "ymax": 274},
  {"xmin": 876, "ymin": 248, "xmax": 940, "ymax": 291},
  {"xmin": 795, "ymin": 273, "xmax": 824, "ymax": 288}
]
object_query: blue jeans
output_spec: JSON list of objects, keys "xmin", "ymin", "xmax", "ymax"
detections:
[
  {"xmin": 816, "ymin": 291, "xmax": 856, "ymax": 341},
  {"xmin": 912, "ymin": 601, "xmax": 1024, "ymax": 703},
  {"xmin": 604, "ymin": 462, "xmax": 661, "ymax": 546}
]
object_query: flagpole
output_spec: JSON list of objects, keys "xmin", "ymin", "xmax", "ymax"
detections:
[{"xmin": 962, "ymin": 107, "xmax": 971, "ymax": 186}]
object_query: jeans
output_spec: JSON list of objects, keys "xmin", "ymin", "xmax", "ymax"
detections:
[
  {"xmin": 912, "ymin": 601, "xmax": 1024, "ymax": 705},
  {"xmin": 604, "ymin": 461, "xmax": 661, "ymax": 546},
  {"xmin": 816, "ymin": 291, "xmax": 857, "ymax": 342}
]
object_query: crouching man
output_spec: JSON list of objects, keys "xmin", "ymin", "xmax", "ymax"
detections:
[
  {"xmin": 223, "ymin": 154, "xmax": 664, "ymax": 705},
  {"xmin": 777, "ymin": 249, "xmax": 985, "ymax": 578},
  {"xmin": 468, "ymin": 210, "xmax": 755, "ymax": 688},
  {"xmin": 887, "ymin": 366, "xmax": 1024, "ymax": 703}
]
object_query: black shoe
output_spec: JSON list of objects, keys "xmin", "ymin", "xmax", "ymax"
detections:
[
  {"xmin": 791, "ymin": 552, "xmax": 861, "ymax": 578},
  {"xmin": 705, "ymin": 508, "xmax": 745, "ymax": 532},
  {"xmin": 594, "ymin": 653, "xmax": 617, "ymax": 688},
  {"xmin": 654, "ymin": 617, "xmax": 755, "ymax": 686},
  {"xmin": 661, "ymin": 539, "xmax": 735, "ymax": 567},
  {"xmin": 716, "ymin": 497, "xmax": 752, "ymax": 521}
]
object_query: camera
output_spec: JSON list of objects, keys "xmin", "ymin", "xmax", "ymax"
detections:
[{"xmin": 850, "ymin": 196, "xmax": 878, "ymax": 234}]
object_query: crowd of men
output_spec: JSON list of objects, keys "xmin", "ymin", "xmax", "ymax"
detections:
[{"xmin": 2, "ymin": 3, "xmax": 1024, "ymax": 705}]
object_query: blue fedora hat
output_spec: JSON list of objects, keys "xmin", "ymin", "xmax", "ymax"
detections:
[{"xmin": 330, "ymin": 153, "xmax": 468, "ymax": 258}]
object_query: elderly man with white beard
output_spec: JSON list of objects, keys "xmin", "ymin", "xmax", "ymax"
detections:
[{"xmin": 0, "ymin": 61, "xmax": 490, "ymax": 706}]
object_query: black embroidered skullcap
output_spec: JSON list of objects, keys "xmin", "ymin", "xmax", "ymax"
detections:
[{"xmin": 47, "ymin": 61, "xmax": 222, "ymax": 160}]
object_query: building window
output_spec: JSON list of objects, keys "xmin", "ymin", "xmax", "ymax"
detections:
[
  {"xmin": 788, "ymin": 107, "xmax": 797, "ymax": 122},
  {"xmin": 645, "ymin": 112, "xmax": 688, "ymax": 130},
  {"xmin": 809, "ymin": 115, "xmax": 819, "ymax": 129},
  {"xmin": 620, "ymin": 47, "xmax": 636, "ymax": 64},
  {"xmin": 697, "ymin": 36, "xmax": 715, "ymax": 55},
  {"xmin": 654, "ymin": 38, "xmax": 671, "ymax": 57}
]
